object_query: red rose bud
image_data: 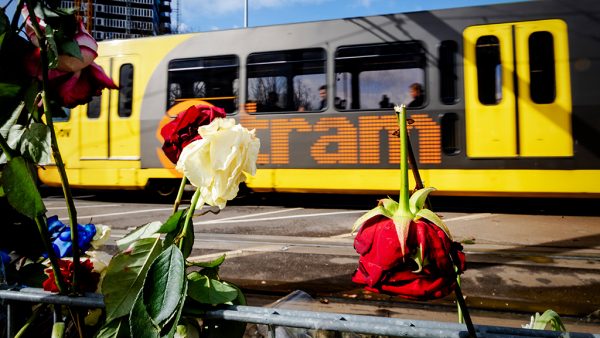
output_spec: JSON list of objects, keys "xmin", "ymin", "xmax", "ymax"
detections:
[
  {"xmin": 161, "ymin": 104, "xmax": 226, "ymax": 164},
  {"xmin": 42, "ymin": 259, "xmax": 100, "ymax": 293}
]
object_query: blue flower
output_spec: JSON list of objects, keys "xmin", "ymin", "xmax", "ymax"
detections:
[
  {"xmin": 46, "ymin": 216, "xmax": 97, "ymax": 258},
  {"xmin": 0, "ymin": 250, "xmax": 10, "ymax": 265}
]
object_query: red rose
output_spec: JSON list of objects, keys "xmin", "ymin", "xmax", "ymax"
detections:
[
  {"xmin": 24, "ymin": 49, "xmax": 118, "ymax": 108},
  {"xmin": 43, "ymin": 259, "xmax": 100, "ymax": 293},
  {"xmin": 352, "ymin": 215, "xmax": 466, "ymax": 300},
  {"xmin": 53, "ymin": 62, "xmax": 118, "ymax": 108},
  {"xmin": 160, "ymin": 104, "xmax": 226, "ymax": 164}
]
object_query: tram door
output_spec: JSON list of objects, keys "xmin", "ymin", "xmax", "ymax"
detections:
[
  {"xmin": 463, "ymin": 19, "xmax": 573, "ymax": 158},
  {"xmin": 80, "ymin": 56, "xmax": 140, "ymax": 162}
]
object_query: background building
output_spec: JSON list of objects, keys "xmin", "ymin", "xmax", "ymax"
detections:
[{"xmin": 60, "ymin": 0, "xmax": 172, "ymax": 40}]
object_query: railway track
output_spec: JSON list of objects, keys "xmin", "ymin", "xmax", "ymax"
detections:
[{"xmin": 44, "ymin": 193, "xmax": 600, "ymax": 333}]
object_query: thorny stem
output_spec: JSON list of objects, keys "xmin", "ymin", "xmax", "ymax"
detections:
[
  {"xmin": 178, "ymin": 187, "xmax": 201, "ymax": 252},
  {"xmin": 27, "ymin": 4, "xmax": 81, "ymax": 293},
  {"xmin": 34, "ymin": 216, "xmax": 67, "ymax": 292},
  {"xmin": 172, "ymin": 176, "xmax": 187, "ymax": 213}
]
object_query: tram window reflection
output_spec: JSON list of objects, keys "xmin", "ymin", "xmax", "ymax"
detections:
[
  {"xmin": 335, "ymin": 41, "xmax": 426, "ymax": 110},
  {"xmin": 246, "ymin": 48, "xmax": 326, "ymax": 113},
  {"xmin": 167, "ymin": 55, "xmax": 239, "ymax": 115}
]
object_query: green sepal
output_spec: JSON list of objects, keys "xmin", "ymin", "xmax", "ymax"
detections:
[
  {"xmin": 409, "ymin": 187, "xmax": 435, "ymax": 215},
  {"xmin": 415, "ymin": 208, "xmax": 452, "ymax": 240},
  {"xmin": 351, "ymin": 198, "xmax": 397, "ymax": 233},
  {"xmin": 411, "ymin": 244, "xmax": 428, "ymax": 273},
  {"xmin": 529, "ymin": 310, "xmax": 567, "ymax": 331},
  {"xmin": 391, "ymin": 214, "xmax": 412, "ymax": 256}
]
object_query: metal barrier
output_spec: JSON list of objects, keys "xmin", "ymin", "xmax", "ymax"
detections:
[{"xmin": 1, "ymin": 288, "xmax": 598, "ymax": 338}]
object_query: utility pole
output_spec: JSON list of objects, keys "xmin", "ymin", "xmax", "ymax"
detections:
[{"xmin": 244, "ymin": 0, "xmax": 248, "ymax": 28}]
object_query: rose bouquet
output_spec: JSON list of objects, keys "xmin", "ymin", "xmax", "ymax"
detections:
[{"xmin": 0, "ymin": 1, "xmax": 259, "ymax": 337}]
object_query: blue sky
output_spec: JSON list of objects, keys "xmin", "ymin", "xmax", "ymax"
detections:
[{"xmin": 177, "ymin": 0, "xmax": 522, "ymax": 33}]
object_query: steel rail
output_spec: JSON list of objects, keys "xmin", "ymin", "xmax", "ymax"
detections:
[{"xmin": 1, "ymin": 288, "xmax": 598, "ymax": 338}]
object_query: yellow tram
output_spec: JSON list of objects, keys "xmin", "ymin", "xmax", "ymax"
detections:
[{"xmin": 39, "ymin": 0, "xmax": 600, "ymax": 197}]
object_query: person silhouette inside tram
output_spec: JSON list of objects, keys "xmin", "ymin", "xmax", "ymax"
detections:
[{"xmin": 407, "ymin": 83, "xmax": 424, "ymax": 107}]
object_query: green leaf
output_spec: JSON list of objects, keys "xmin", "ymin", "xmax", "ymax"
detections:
[
  {"xmin": 3, "ymin": 157, "xmax": 45, "ymax": 219},
  {"xmin": 161, "ymin": 280, "xmax": 188, "ymax": 338},
  {"xmin": 145, "ymin": 245, "xmax": 186, "ymax": 326},
  {"xmin": 0, "ymin": 124, "xmax": 24, "ymax": 164},
  {"xmin": 45, "ymin": 26, "xmax": 59, "ymax": 69},
  {"xmin": 102, "ymin": 237, "xmax": 162, "ymax": 322},
  {"xmin": 187, "ymin": 254, "xmax": 226, "ymax": 269},
  {"xmin": 415, "ymin": 208, "xmax": 452, "ymax": 240},
  {"xmin": 20, "ymin": 123, "xmax": 51, "ymax": 164},
  {"xmin": 351, "ymin": 198, "xmax": 396, "ymax": 233},
  {"xmin": 0, "ymin": 83, "xmax": 20, "ymax": 98},
  {"xmin": 59, "ymin": 39, "xmax": 82, "ymax": 60},
  {"xmin": 18, "ymin": 262, "xmax": 47, "ymax": 287},
  {"xmin": 0, "ymin": 101, "xmax": 24, "ymax": 139},
  {"xmin": 159, "ymin": 209, "xmax": 186, "ymax": 233},
  {"xmin": 391, "ymin": 215, "xmax": 412, "ymax": 256},
  {"xmin": 117, "ymin": 210, "xmax": 186, "ymax": 250},
  {"xmin": 130, "ymin": 288, "xmax": 160, "ymax": 338},
  {"xmin": 116, "ymin": 221, "xmax": 163, "ymax": 250},
  {"xmin": 95, "ymin": 318, "xmax": 129, "ymax": 338},
  {"xmin": 187, "ymin": 272, "xmax": 238, "ymax": 305},
  {"xmin": 409, "ymin": 187, "xmax": 435, "ymax": 215}
]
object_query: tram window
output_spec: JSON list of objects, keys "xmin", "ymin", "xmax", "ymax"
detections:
[
  {"xmin": 167, "ymin": 55, "xmax": 239, "ymax": 115},
  {"xmin": 87, "ymin": 95, "xmax": 101, "ymax": 119},
  {"xmin": 246, "ymin": 48, "xmax": 326, "ymax": 113},
  {"xmin": 335, "ymin": 41, "xmax": 426, "ymax": 110},
  {"xmin": 439, "ymin": 40, "xmax": 458, "ymax": 105},
  {"xmin": 118, "ymin": 63, "xmax": 133, "ymax": 118},
  {"xmin": 475, "ymin": 35, "xmax": 502, "ymax": 105},
  {"xmin": 529, "ymin": 31, "xmax": 556, "ymax": 104}
]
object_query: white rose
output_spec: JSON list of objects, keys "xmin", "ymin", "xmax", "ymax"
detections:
[
  {"xmin": 176, "ymin": 118, "xmax": 260, "ymax": 209},
  {"xmin": 91, "ymin": 224, "xmax": 111, "ymax": 249}
]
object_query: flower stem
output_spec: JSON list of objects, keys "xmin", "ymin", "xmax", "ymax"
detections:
[
  {"xmin": 28, "ymin": 5, "xmax": 80, "ymax": 293},
  {"xmin": 34, "ymin": 216, "xmax": 67, "ymax": 293},
  {"xmin": 178, "ymin": 187, "xmax": 201, "ymax": 251},
  {"xmin": 395, "ymin": 105, "xmax": 410, "ymax": 215},
  {"xmin": 172, "ymin": 176, "xmax": 187, "ymax": 213},
  {"xmin": 14, "ymin": 303, "xmax": 44, "ymax": 338}
]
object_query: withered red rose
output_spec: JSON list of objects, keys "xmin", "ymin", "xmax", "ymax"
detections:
[
  {"xmin": 161, "ymin": 104, "xmax": 226, "ymax": 164},
  {"xmin": 352, "ymin": 215, "xmax": 466, "ymax": 300},
  {"xmin": 42, "ymin": 259, "xmax": 100, "ymax": 293},
  {"xmin": 24, "ymin": 49, "xmax": 118, "ymax": 108}
]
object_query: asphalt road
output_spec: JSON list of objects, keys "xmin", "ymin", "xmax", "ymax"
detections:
[{"xmin": 42, "ymin": 189, "xmax": 600, "ymax": 333}]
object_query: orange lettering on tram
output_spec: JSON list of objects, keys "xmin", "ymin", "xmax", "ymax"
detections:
[
  {"xmin": 311, "ymin": 117, "xmax": 358, "ymax": 164},
  {"xmin": 271, "ymin": 118, "xmax": 312, "ymax": 164},
  {"xmin": 239, "ymin": 115, "xmax": 271, "ymax": 164},
  {"xmin": 411, "ymin": 114, "xmax": 441, "ymax": 164},
  {"xmin": 358, "ymin": 115, "xmax": 399, "ymax": 164}
]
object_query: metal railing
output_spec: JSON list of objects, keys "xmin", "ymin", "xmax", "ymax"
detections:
[{"xmin": 0, "ymin": 288, "xmax": 598, "ymax": 338}]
